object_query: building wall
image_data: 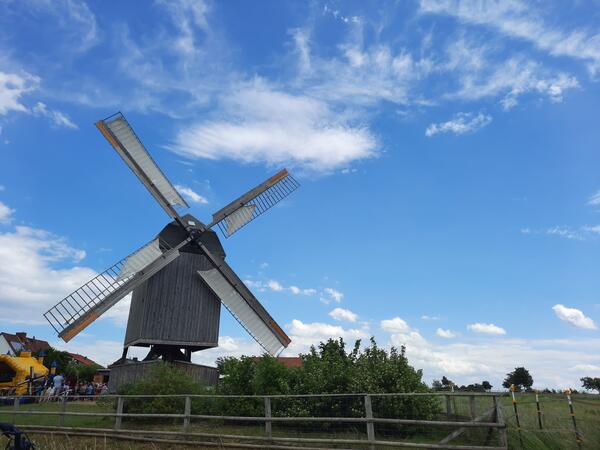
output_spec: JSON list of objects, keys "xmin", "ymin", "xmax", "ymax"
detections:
[
  {"xmin": 108, "ymin": 360, "xmax": 218, "ymax": 393},
  {"xmin": 0, "ymin": 336, "xmax": 12, "ymax": 355}
]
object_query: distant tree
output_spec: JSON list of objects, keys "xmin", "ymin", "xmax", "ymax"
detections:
[
  {"xmin": 441, "ymin": 376, "xmax": 453, "ymax": 387},
  {"xmin": 503, "ymin": 367, "xmax": 533, "ymax": 391},
  {"xmin": 431, "ymin": 380, "xmax": 443, "ymax": 390},
  {"xmin": 482, "ymin": 381, "xmax": 492, "ymax": 391},
  {"xmin": 581, "ymin": 377, "xmax": 600, "ymax": 394}
]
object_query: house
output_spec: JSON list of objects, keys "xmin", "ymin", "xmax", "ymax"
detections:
[
  {"xmin": 276, "ymin": 357, "xmax": 303, "ymax": 369},
  {"xmin": 68, "ymin": 352, "xmax": 99, "ymax": 366},
  {"xmin": 250, "ymin": 356, "xmax": 303, "ymax": 369},
  {"xmin": 0, "ymin": 332, "xmax": 50, "ymax": 355}
]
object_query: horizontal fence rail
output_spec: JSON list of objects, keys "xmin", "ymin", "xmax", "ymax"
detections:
[{"xmin": 0, "ymin": 392, "xmax": 509, "ymax": 449}]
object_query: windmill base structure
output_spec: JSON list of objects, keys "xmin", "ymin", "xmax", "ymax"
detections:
[{"xmin": 43, "ymin": 113, "xmax": 300, "ymax": 393}]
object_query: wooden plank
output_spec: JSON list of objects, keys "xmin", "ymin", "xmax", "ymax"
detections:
[{"xmin": 439, "ymin": 406, "xmax": 495, "ymax": 445}]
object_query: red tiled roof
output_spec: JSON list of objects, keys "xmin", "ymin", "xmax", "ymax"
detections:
[
  {"xmin": 68, "ymin": 352, "xmax": 100, "ymax": 367},
  {"xmin": 276, "ymin": 357, "xmax": 303, "ymax": 369}
]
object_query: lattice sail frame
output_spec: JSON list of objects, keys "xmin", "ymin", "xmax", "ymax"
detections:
[
  {"xmin": 44, "ymin": 238, "xmax": 181, "ymax": 342},
  {"xmin": 210, "ymin": 170, "xmax": 300, "ymax": 238}
]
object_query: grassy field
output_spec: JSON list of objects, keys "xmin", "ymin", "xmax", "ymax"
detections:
[{"xmin": 1, "ymin": 394, "xmax": 599, "ymax": 449}]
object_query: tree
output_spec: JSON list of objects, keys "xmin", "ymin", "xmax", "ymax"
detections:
[
  {"xmin": 441, "ymin": 376, "xmax": 453, "ymax": 387},
  {"xmin": 482, "ymin": 381, "xmax": 492, "ymax": 392},
  {"xmin": 503, "ymin": 367, "xmax": 533, "ymax": 391},
  {"xmin": 581, "ymin": 377, "xmax": 600, "ymax": 394}
]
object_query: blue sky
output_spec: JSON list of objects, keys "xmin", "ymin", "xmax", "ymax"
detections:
[{"xmin": 1, "ymin": 0, "xmax": 599, "ymax": 389}]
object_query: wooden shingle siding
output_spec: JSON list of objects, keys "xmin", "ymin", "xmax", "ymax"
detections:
[{"xmin": 125, "ymin": 252, "xmax": 221, "ymax": 350}]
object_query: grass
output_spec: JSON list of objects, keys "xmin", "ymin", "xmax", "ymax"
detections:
[{"xmin": 1, "ymin": 394, "xmax": 599, "ymax": 449}]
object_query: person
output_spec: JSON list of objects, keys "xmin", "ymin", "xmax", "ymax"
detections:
[
  {"xmin": 52, "ymin": 373, "xmax": 64, "ymax": 397},
  {"xmin": 100, "ymin": 383, "xmax": 109, "ymax": 395},
  {"xmin": 85, "ymin": 382, "xmax": 95, "ymax": 400}
]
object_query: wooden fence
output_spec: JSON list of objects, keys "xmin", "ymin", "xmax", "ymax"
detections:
[{"xmin": 2, "ymin": 392, "xmax": 508, "ymax": 449}]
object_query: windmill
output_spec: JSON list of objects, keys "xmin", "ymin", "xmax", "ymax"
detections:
[{"xmin": 43, "ymin": 112, "xmax": 299, "ymax": 387}]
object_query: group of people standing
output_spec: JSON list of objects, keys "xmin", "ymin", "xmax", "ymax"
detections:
[{"xmin": 37, "ymin": 373, "xmax": 108, "ymax": 401}]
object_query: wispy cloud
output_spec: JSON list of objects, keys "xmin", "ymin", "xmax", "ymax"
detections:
[
  {"xmin": 467, "ymin": 322, "xmax": 506, "ymax": 335},
  {"xmin": 175, "ymin": 184, "xmax": 208, "ymax": 204},
  {"xmin": 32, "ymin": 102, "xmax": 77, "ymax": 129},
  {"xmin": 420, "ymin": 0, "xmax": 600, "ymax": 74},
  {"xmin": 426, "ymin": 112, "xmax": 491, "ymax": 136},
  {"xmin": 552, "ymin": 304, "xmax": 597, "ymax": 330},
  {"xmin": 588, "ymin": 190, "xmax": 600, "ymax": 206},
  {"xmin": 421, "ymin": 315, "xmax": 440, "ymax": 320}
]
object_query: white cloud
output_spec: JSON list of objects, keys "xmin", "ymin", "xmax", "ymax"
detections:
[
  {"xmin": 0, "ymin": 201, "xmax": 15, "ymax": 224},
  {"xmin": 381, "ymin": 316, "xmax": 412, "ymax": 333},
  {"xmin": 425, "ymin": 112, "xmax": 491, "ymax": 136},
  {"xmin": 570, "ymin": 364, "xmax": 600, "ymax": 372},
  {"xmin": 285, "ymin": 319, "xmax": 369, "ymax": 353},
  {"xmin": 101, "ymin": 294, "xmax": 132, "ymax": 327},
  {"xmin": 380, "ymin": 315, "xmax": 600, "ymax": 387},
  {"xmin": 31, "ymin": 102, "xmax": 77, "ymax": 129},
  {"xmin": 174, "ymin": 184, "xmax": 208, "ymax": 204},
  {"xmin": 267, "ymin": 279, "xmax": 284, "ymax": 292},
  {"xmin": 589, "ymin": 190, "xmax": 600, "ymax": 206},
  {"xmin": 582, "ymin": 225, "xmax": 600, "ymax": 235},
  {"xmin": 552, "ymin": 304, "xmax": 597, "ymax": 330},
  {"xmin": 171, "ymin": 80, "xmax": 377, "ymax": 172},
  {"xmin": 329, "ymin": 307, "xmax": 358, "ymax": 323},
  {"xmin": 324, "ymin": 287, "xmax": 344, "ymax": 303},
  {"xmin": 192, "ymin": 335, "xmax": 263, "ymax": 366},
  {"xmin": 467, "ymin": 322, "xmax": 506, "ymax": 335},
  {"xmin": 436, "ymin": 328, "xmax": 456, "ymax": 338},
  {"xmin": 420, "ymin": 0, "xmax": 600, "ymax": 73},
  {"xmin": 0, "ymin": 71, "xmax": 39, "ymax": 115},
  {"xmin": 0, "ymin": 225, "xmax": 95, "ymax": 323}
]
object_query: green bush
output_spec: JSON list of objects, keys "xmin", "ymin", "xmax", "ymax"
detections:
[{"xmin": 117, "ymin": 363, "xmax": 211, "ymax": 418}]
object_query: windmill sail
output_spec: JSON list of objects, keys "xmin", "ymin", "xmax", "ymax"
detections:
[
  {"xmin": 196, "ymin": 244, "xmax": 291, "ymax": 355},
  {"xmin": 96, "ymin": 113, "xmax": 189, "ymax": 221},
  {"xmin": 44, "ymin": 239, "xmax": 186, "ymax": 342},
  {"xmin": 209, "ymin": 169, "xmax": 299, "ymax": 237}
]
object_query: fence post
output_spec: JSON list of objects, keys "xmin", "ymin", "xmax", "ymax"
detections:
[
  {"xmin": 364, "ymin": 394, "xmax": 375, "ymax": 450},
  {"xmin": 469, "ymin": 395, "xmax": 476, "ymax": 420},
  {"xmin": 59, "ymin": 395, "xmax": 67, "ymax": 427},
  {"xmin": 445, "ymin": 394, "xmax": 452, "ymax": 419},
  {"xmin": 535, "ymin": 390, "xmax": 543, "ymax": 429},
  {"xmin": 495, "ymin": 396, "xmax": 508, "ymax": 449},
  {"xmin": 565, "ymin": 390, "xmax": 583, "ymax": 449},
  {"xmin": 264, "ymin": 396, "xmax": 272, "ymax": 440},
  {"xmin": 114, "ymin": 396, "xmax": 123, "ymax": 430},
  {"xmin": 510, "ymin": 386, "xmax": 523, "ymax": 448},
  {"xmin": 12, "ymin": 396, "xmax": 19, "ymax": 424},
  {"xmin": 183, "ymin": 396, "xmax": 191, "ymax": 432}
]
